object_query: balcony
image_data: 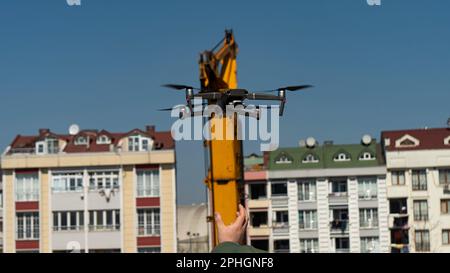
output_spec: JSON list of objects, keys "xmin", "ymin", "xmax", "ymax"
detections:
[
  {"xmin": 271, "ymin": 197, "xmax": 288, "ymax": 207},
  {"xmin": 389, "ymin": 214, "xmax": 409, "ymax": 230},
  {"xmin": 330, "ymin": 220, "xmax": 349, "ymax": 234},
  {"xmin": 248, "ymin": 226, "xmax": 271, "ymax": 237},
  {"xmin": 247, "ymin": 199, "xmax": 269, "ymax": 209},
  {"xmin": 272, "ymin": 222, "xmax": 289, "ymax": 236}
]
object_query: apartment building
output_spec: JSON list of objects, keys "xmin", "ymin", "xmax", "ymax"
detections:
[
  {"xmin": 245, "ymin": 137, "xmax": 389, "ymax": 253},
  {"xmin": 0, "ymin": 125, "xmax": 177, "ymax": 253},
  {"xmin": 382, "ymin": 127, "xmax": 450, "ymax": 253}
]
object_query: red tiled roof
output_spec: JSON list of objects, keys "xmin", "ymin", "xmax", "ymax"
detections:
[
  {"xmin": 381, "ymin": 127, "xmax": 450, "ymax": 151},
  {"xmin": 9, "ymin": 125, "xmax": 175, "ymax": 154}
]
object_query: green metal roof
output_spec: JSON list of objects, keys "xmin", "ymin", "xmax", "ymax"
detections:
[
  {"xmin": 244, "ymin": 153, "xmax": 264, "ymax": 167},
  {"xmin": 268, "ymin": 142, "xmax": 385, "ymax": 171}
]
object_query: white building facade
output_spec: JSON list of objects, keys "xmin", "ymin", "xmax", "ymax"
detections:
[{"xmin": 382, "ymin": 128, "xmax": 450, "ymax": 253}]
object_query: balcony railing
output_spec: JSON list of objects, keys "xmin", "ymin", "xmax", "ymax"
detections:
[
  {"xmin": 330, "ymin": 220, "xmax": 349, "ymax": 233},
  {"xmin": 335, "ymin": 248, "xmax": 350, "ymax": 253},
  {"xmin": 9, "ymin": 147, "xmax": 36, "ymax": 154},
  {"xmin": 137, "ymin": 226, "xmax": 161, "ymax": 236},
  {"xmin": 88, "ymin": 225, "xmax": 120, "ymax": 232}
]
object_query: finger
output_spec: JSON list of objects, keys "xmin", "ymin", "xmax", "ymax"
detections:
[
  {"xmin": 215, "ymin": 212, "xmax": 225, "ymax": 229},
  {"xmin": 235, "ymin": 204, "xmax": 246, "ymax": 227}
]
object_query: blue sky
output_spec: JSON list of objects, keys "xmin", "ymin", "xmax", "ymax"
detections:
[{"xmin": 1, "ymin": 1, "xmax": 449, "ymax": 205}]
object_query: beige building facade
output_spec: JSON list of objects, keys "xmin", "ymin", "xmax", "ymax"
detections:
[{"xmin": 1, "ymin": 126, "xmax": 177, "ymax": 253}]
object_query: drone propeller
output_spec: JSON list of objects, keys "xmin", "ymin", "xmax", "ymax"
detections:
[
  {"xmin": 259, "ymin": 85, "xmax": 313, "ymax": 93},
  {"xmin": 162, "ymin": 84, "xmax": 202, "ymax": 91},
  {"xmin": 158, "ymin": 102, "xmax": 208, "ymax": 112}
]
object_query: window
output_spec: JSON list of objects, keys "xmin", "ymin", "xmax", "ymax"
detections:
[
  {"xmin": 361, "ymin": 237, "xmax": 379, "ymax": 253},
  {"xmin": 53, "ymin": 211, "xmax": 84, "ymax": 231},
  {"xmin": 334, "ymin": 152, "xmax": 350, "ymax": 162},
  {"xmin": 0, "ymin": 190, "xmax": 3, "ymax": 208},
  {"xmin": 17, "ymin": 212, "xmax": 39, "ymax": 240},
  {"xmin": 330, "ymin": 180, "xmax": 347, "ymax": 196},
  {"xmin": 138, "ymin": 247, "xmax": 161, "ymax": 253},
  {"xmin": 274, "ymin": 153, "xmax": 292, "ymax": 164},
  {"xmin": 298, "ymin": 181, "xmax": 316, "ymax": 201},
  {"xmin": 137, "ymin": 170, "xmax": 160, "ymax": 197},
  {"xmin": 415, "ymin": 230, "xmax": 430, "ymax": 252},
  {"xmin": 443, "ymin": 230, "xmax": 450, "ymax": 245},
  {"xmin": 273, "ymin": 240, "xmax": 289, "ymax": 253},
  {"xmin": 360, "ymin": 209, "xmax": 378, "ymax": 228},
  {"xmin": 273, "ymin": 211, "xmax": 289, "ymax": 228},
  {"xmin": 390, "ymin": 198, "xmax": 407, "ymax": 214},
  {"xmin": 250, "ymin": 211, "xmax": 268, "ymax": 228},
  {"xmin": 359, "ymin": 152, "xmax": 375, "ymax": 161},
  {"xmin": 441, "ymin": 199, "xmax": 450, "ymax": 215},
  {"xmin": 37, "ymin": 143, "xmax": 44, "ymax": 154},
  {"xmin": 391, "ymin": 171, "xmax": 406, "ymax": 185},
  {"xmin": 300, "ymin": 239, "xmax": 318, "ymax": 253},
  {"xmin": 75, "ymin": 136, "xmax": 88, "ymax": 145},
  {"xmin": 411, "ymin": 169, "xmax": 427, "ymax": 191},
  {"xmin": 299, "ymin": 210, "xmax": 317, "ymax": 230},
  {"xmin": 439, "ymin": 169, "xmax": 450, "ymax": 185},
  {"xmin": 52, "ymin": 172, "xmax": 83, "ymax": 193},
  {"xmin": 88, "ymin": 210, "xmax": 120, "ymax": 231},
  {"xmin": 128, "ymin": 135, "xmax": 151, "ymax": 152},
  {"xmin": 335, "ymin": 238, "xmax": 350, "ymax": 253},
  {"xmin": 15, "ymin": 173, "xmax": 39, "ymax": 201},
  {"xmin": 97, "ymin": 135, "xmax": 111, "ymax": 145},
  {"xmin": 88, "ymin": 171, "xmax": 119, "ymax": 190},
  {"xmin": 413, "ymin": 200, "xmax": 428, "ymax": 221},
  {"xmin": 358, "ymin": 178, "xmax": 377, "ymax": 199},
  {"xmin": 400, "ymin": 139, "xmax": 415, "ymax": 146},
  {"xmin": 137, "ymin": 208, "xmax": 160, "ymax": 236},
  {"xmin": 249, "ymin": 183, "xmax": 267, "ymax": 200},
  {"xmin": 271, "ymin": 182, "xmax": 287, "ymax": 197},
  {"xmin": 46, "ymin": 138, "xmax": 59, "ymax": 154},
  {"xmin": 302, "ymin": 154, "xmax": 319, "ymax": 163}
]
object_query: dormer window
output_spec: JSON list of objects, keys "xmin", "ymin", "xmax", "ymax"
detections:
[
  {"xmin": 75, "ymin": 136, "xmax": 88, "ymax": 145},
  {"xmin": 128, "ymin": 135, "xmax": 152, "ymax": 152},
  {"xmin": 334, "ymin": 152, "xmax": 351, "ymax": 162},
  {"xmin": 444, "ymin": 136, "xmax": 450, "ymax": 146},
  {"xmin": 97, "ymin": 135, "xmax": 111, "ymax": 145},
  {"xmin": 359, "ymin": 152, "xmax": 375, "ymax": 161},
  {"xmin": 36, "ymin": 138, "xmax": 59, "ymax": 155},
  {"xmin": 302, "ymin": 154, "xmax": 319, "ymax": 163},
  {"xmin": 275, "ymin": 153, "xmax": 292, "ymax": 164},
  {"xmin": 395, "ymin": 134, "xmax": 420, "ymax": 148}
]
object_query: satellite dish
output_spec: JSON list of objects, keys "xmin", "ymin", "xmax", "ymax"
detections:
[
  {"xmin": 69, "ymin": 124, "xmax": 80, "ymax": 135},
  {"xmin": 362, "ymin": 134, "xmax": 372, "ymax": 145},
  {"xmin": 306, "ymin": 137, "xmax": 316, "ymax": 148}
]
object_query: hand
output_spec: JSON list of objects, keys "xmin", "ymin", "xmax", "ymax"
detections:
[{"xmin": 215, "ymin": 204, "xmax": 249, "ymax": 244}]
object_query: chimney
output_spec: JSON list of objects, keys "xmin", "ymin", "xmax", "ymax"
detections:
[
  {"xmin": 146, "ymin": 125, "xmax": 155, "ymax": 135},
  {"xmin": 39, "ymin": 128, "xmax": 50, "ymax": 135}
]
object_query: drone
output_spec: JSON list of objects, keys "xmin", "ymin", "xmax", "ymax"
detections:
[{"xmin": 159, "ymin": 84, "xmax": 313, "ymax": 119}]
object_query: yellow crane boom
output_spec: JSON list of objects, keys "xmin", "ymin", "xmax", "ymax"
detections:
[{"xmin": 199, "ymin": 30, "xmax": 244, "ymax": 248}]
